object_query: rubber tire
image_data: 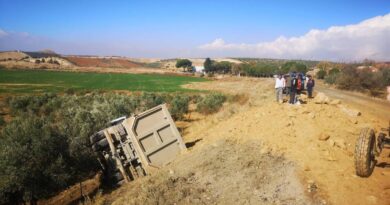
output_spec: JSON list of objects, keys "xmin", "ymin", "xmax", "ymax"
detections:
[
  {"xmin": 355, "ymin": 128, "xmax": 376, "ymax": 177},
  {"xmin": 90, "ymin": 131, "xmax": 105, "ymax": 144},
  {"xmin": 92, "ymin": 138, "xmax": 109, "ymax": 152}
]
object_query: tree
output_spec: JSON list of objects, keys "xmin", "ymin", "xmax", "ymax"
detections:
[
  {"xmin": 213, "ymin": 61, "xmax": 232, "ymax": 74},
  {"xmin": 175, "ymin": 59, "xmax": 193, "ymax": 72},
  {"xmin": 281, "ymin": 62, "xmax": 308, "ymax": 74},
  {"xmin": 204, "ymin": 58, "xmax": 213, "ymax": 73},
  {"xmin": 0, "ymin": 117, "xmax": 71, "ymax": 204},
  {"xmin": 232, "ymin": 63, "xmax": 244, "ymax": 76}
]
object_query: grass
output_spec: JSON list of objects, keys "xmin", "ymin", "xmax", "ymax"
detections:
[{"xmin": 0, "ymin": 69, "xmax": 207, "ymax": 93}]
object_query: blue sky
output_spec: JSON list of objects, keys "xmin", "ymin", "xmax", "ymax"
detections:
[{"xmin": 0, "ymin": 0, "xmax": 389, "ymax": 60}]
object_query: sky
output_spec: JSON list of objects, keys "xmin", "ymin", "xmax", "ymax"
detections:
[{"xmin": 0, "ymin": 0, "xmax": 389, "ymax": 61}]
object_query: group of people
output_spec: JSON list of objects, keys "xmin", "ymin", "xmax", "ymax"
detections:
[{"xmin": 275, "ymin": 73, "xmax": 315, "ymax": 104}]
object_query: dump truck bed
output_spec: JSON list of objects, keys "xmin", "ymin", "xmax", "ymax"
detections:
[{"xmin": 90, "ymin": 104, "xmax": 186, "ymax": 185}]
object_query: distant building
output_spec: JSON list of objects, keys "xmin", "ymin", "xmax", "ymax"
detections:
[{"xmin": 194, "ymin": 66, "xmax": 205, "ymax": 73}]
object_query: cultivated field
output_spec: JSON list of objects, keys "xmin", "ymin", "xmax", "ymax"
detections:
[{"xmin": 0, "ymin": 69, "xmax": 207, "ymax": 93}]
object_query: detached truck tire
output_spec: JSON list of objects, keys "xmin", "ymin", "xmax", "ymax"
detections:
[{"xmin": 354, "ymin": 128, "xmax": 376, "ymax": 177}]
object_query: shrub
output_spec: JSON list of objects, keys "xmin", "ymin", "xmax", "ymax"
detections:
[
  {"xmin": 0, "ymin": 116, "xmax": 72, "ymax": 204},
  {"xmin": 324, "ymin": 73, "xmax": 338, "ymax": 84},
  {"xmin": 0, "ymin": 92, "xmax": 215, "ymax": 203},
  {"xmin": 380, "ymin": 68, "xmax": 390, "ymax": 87},
  {"xmin": 334, "ymin": 66, "xmax": 383, "ymax": 96},
  {"xmin": 169, "ymin": 95, "xmax": 190, "ymax": 120},
  {"xmin": 328, "ymin": 68, "xmax": 340, "ymax": 75},
  {"xmin": 335, "ymin": 66, "xmax": 360, "ymax": 90},
  {"xmin": 196, "ymin": 93, "xmax": 226, "ymax": 114},
  {"xmin": 316, "ymin": 69, "xmax": 326, "ymax": 79},
  {"xmin": 65, "ymin": 88, "xmax": 76, "ymax": 95},
  {"xmin": 140, "ymin": 92, "xmax": 166, "ymax": 110},
  {"xmin": 0, "ymin": 116, "xmax": 4, "ymax": 126}
]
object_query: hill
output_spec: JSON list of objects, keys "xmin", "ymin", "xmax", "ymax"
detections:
[{"xmin": 64, "ymin": 56, "xmax": 141, "ymax": 68}]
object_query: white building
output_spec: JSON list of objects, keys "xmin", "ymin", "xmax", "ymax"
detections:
[{"xmin": 194, "ymin": 66, "xmax": 205, "ymax": 73}]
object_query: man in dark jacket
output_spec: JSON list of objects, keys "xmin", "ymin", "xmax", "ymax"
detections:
[
  {"xmin": 306, "ymin": 75, "xmax": 315, "ymax": 98},
  {"xmin": 289, "ymin": 74, "xmax": 298, "ymax": 104}
]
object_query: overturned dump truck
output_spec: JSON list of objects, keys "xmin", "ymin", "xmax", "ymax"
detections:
[{"xmin": 90, "ymin": 104, "xmax": 187, "ymax": 185}]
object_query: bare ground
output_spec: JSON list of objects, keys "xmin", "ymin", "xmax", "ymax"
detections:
[
  {"xmin": 316, "ymin": 82, "xmax": 390, "ymax": 122},
  {"xmin": 85, "ymin": 77, "xmax": 390, "ymax": 205}
]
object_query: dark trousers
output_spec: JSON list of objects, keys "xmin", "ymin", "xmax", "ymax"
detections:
[
  {"xmin": 307, "ymin": 88, "xmax": 313, "ymax": 98},
  {"xmin": 289, "ymin": 91, "xmax": 296, "ymax": 104}
]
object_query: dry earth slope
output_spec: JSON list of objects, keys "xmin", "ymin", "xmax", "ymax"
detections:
[{"xmin": 103, "ymin": 77, "xmax": 390, "ymax": 205}]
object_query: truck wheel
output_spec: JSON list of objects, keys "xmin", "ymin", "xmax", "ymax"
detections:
[
  {"xmin": 355, "ymin": 128, "xmax": 376, "ymax": 177},
  {"xmin": 92, "ymin": 138, "xmax": 109, "ymax": 152}
]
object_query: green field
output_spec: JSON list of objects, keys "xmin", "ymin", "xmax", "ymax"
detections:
[{"xmin": 0, "ymin": 69, "xmax": 207, "ymax": 93}]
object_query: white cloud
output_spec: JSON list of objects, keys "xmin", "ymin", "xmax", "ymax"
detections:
[
  {"xmin": 199, "ymin": 13, "xmax": 390, "ymax": 61},
  {"xmin": 0, "ymin": 29, "xmax": 8, "ymax": 37}
]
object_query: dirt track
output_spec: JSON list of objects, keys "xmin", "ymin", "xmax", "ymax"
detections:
[
  {"xmin": 106, "ymin": 77, "xmax": 390, "ymax": 205},
  {"xmin": 316, "ymin": 82, "xmax": 390, "ymax": 123}
]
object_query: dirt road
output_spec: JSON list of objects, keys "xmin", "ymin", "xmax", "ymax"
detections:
[
  {"xmin": 316, "ymin": 82, "xmax": 390, "ymax": 123},
  {"xmin": 106, "ymin": 77, "xmax": 390, "ymax": 205}
]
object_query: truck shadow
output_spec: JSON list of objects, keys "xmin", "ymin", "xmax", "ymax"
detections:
[
  {"xmin": 185, "ymin": 139, "xmax": 202, "ymax": 149},
  {"xmin": 376, "ymin": 162, "xmax": 390, "ymax": 168}
]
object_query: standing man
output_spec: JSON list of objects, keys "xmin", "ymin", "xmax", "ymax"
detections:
[
  {"xmin": 275, "ymin": 74, "xmax": 285, "ymax": 103},
  {"xmin": 306, "ymin": 75, "xmax": 315, "ymax": 98},
  {"xmin": 283, "ymin": 74, "xmax": 290, "ymax": 96},
  {"xmin": 289, "ymin": 74, "xmax": 298, "ymax": 104}
]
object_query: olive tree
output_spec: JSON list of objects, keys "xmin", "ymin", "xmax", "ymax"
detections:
[{"xmin": 175, "ymin": 59, "xmax": 193, "ymax": 72}]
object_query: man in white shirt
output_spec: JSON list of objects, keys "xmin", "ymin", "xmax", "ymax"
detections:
[{"xmin": 275, "ymin": 74, "xmax": 285, "ymax": 103}]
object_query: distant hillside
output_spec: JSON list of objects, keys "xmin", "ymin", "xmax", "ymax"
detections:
[
  {"xmin": 24, "ymin": 51, "xmax": 59, "ymax": 58},
  {"xmin": 0, "ymin": 51, "xmax": 29, "ymax": 60},
  {"xmin": 64, "ymin": 56, "xmax": 141, "ymax": 68},
  {"xmin": 0, "ymin": 51, "xmax": 73, "ymax": 68}
]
